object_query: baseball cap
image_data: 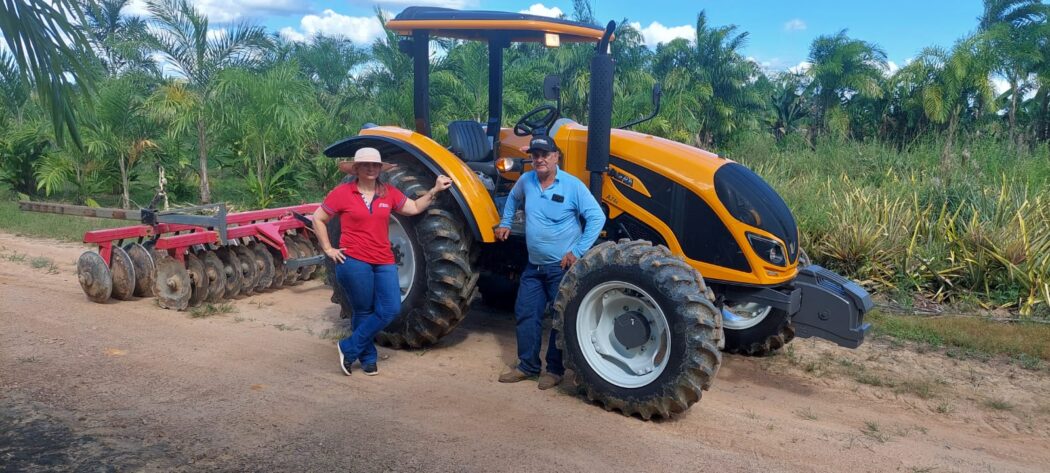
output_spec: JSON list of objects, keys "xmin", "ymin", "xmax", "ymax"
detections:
[{"xmin": 527, "ymin": 135, "xmax": 557, "ymax": 154}]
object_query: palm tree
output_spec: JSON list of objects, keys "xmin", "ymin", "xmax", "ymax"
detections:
[
  {"xmin": 0, "ymin": 49, "xmax": 30, "ymax": 123},
  {"xmin": 83, "ymin": 0, "xmax": 157, "ymax": 77},
  {"xmin": 145, "ymin": 0, "xmax": 271, "ymax": 203},
  {"xmin": 979, "ymin": 0, "xmax": 1048, "ymax": 148},
  {"xmin": 767, "ymin": 72, "xmax": 811, "ymax": 141},
  {"xmin": 360, "ymin": 10, "xmax": 414, "ymax": 129},
  {"xmin": 0, "ymin": 0, "xmax": 95, "ymax": 146},
  {"xmin": 651, "ymin": 11, "xmax": 763, "ymax": 149},
  {"xmin": 913, "ymin": 40, "xmax": 995, "ymax": 164},
  {"xmin": 808, "ymin": 30, "xmax": 888, "ymax": 136},
  {"xmin": 213, "ymin": 63, "xmax": 318, "ymax": 207},
  {"xmin": 430, "ymin": 41, "xmax": 491, "ymax": 137},
  {"xmin": 289, "ymin": 35, "xmax": 368, "ymax": 119},
  {"xmin": 82, "ymin": 74, "xmax": 158, "ymax": 208}
]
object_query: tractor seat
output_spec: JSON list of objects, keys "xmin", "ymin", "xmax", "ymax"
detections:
[{"xmin": 448, "ymin": 120, "xmax": 497, "ymax": 176}]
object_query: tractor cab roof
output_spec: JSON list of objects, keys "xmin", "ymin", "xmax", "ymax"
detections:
[{"xmin": 387, "ymin": 6, "xmax": 607, "ymax": 43}]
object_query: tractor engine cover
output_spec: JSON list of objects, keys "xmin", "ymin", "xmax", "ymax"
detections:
[{"xmin": 791, "ymin": 265, "xmax": 872, "ymax": 349}]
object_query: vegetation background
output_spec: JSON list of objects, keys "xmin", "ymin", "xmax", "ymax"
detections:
[{"xmin": 1, "ymin": 0, "xmax": 1048, "ymax": 318}]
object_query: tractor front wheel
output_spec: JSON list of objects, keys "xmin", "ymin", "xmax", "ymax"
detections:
[
  {"xmin": 555, "ymin": 240, "xmax": 722, "ymax": 419},
  {"xmin": 721, "ymin": 304, "xmax": 794, "ymax": 356}
]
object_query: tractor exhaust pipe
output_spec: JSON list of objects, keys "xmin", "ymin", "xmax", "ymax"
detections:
[{"xmin": 586, "ymin": 21, "xmax": 616, "ymax": 203}]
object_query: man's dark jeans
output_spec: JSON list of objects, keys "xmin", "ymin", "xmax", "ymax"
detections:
[{"xmin": 514, "ymin": 262, "xmax": 566, "ymax": 376}]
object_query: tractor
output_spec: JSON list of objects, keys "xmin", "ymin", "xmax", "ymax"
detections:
[{"xmin": 323, "ymin": 7, "xmax": 871, "ymax": 419}]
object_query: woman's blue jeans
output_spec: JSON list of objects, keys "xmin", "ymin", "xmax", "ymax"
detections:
[{"xmin": 335, "ymin": 255, "xmax": 401, "ymax": 365}]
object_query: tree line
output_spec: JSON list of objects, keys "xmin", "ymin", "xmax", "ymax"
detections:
[{"xmin": 0, "ymin": 0, "xmax": 1047, "ymax": 209}]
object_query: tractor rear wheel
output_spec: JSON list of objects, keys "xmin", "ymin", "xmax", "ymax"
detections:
[
  {"xmin": 327, "ymin": 164, "xmax": 479, "ymax": 348},
  {"xmin": 554, "ymin": 240, "xmax": 722, "ymax": 419}
]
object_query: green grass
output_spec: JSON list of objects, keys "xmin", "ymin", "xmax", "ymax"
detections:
[
  {"xmin": 870, "ymin": 311, "xmax": 1050, "ymax": 361},
  {"xmin": 730, "ymin": 135, "xmax": 1050, "ymax": 317},
  {"xmin": 983, "ymin": 398, "xmax": 1014, "ymax": 411},
  {"xmin": 0, "ymin": 200, "xmax": 128, "ymax": 242},
  {"xmin": 189, "ymin": 302, "xmax": 236, "ymax": 318},
  {"xmin": 861, "ymin": 420, "xmax": 889, "ymax": 443}
]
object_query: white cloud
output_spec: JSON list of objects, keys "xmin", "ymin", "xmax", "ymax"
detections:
[
  {"xmin": 206, "ymin": 28, "xmax": 226, "ymax": 41},
  {"xmin": 788, "ymin": 61, "xmax": 811, "ymax": 74},
  {"xmin": 519, "ymin": 3, "xmax": 563, "ymax": 18},
  {"xmin": 886, "ymin": 60, "xmax": 899, "ymax": 74},
  {"xmin": 991, "ymin": 76, "xmax": 1010, "ymax": 96},
  {"xmin": 121, "ymin": 0, "xmax": 306, "ymax": 22},
  {"xmin": 122, "ymin": 0, "xmax": 150, "ymax": 17},
  {"xmin": 629, "ymin": 21, "xmax": 695, "ymax": 48},
  {"xmin": 282, "ymin": 10, "xmax": 385, "ymax": 45},
  {"xmin": 279, "ymin": 26, "xmax": 307, "ymax": 43},
  {"xmin": 189, "ymin": 0, "xmax": 306, "ymax": 23},
  {"xmin": 783, "ymin": 19, "xmax": 807, "ymax": 32}
]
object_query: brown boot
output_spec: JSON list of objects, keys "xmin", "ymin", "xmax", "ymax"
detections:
[
  {"xmin": 498, "ymin": 368, "xmax": 534, "ymax": 383},
  {"xmin": 537, "ymin": 373, "xmax": 563, "ymax": 390}
]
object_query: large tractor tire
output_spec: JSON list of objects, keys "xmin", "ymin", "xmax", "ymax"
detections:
[
  {"xmin": 554, "ymin": 240, "xmax": 722, "ymax": 420},
  {"xmin": 327, "ymin": 165, "xmax": 479, "ymax": 348},
  {"xmin": 721, "ymin": 247, "xmax": 810, "ymax": 356},
  {"xmin": 721, "ymin": 305, "xmax": 795, "ymax": 356}
]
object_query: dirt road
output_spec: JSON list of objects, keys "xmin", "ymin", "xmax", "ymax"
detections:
[{"xmin": 2, "ymin": 231, "xmax": 1048, "ymax": 472}]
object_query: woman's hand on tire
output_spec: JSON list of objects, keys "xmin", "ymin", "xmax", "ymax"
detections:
[{"xmin": 324, "ymin": 247, "xmax": 346, "ymax": 264}]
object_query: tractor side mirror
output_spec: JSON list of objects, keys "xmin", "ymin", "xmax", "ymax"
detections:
[
  {"xmin": 617, "ymin": 82, "xmax": 663, "ymax": 130},
  {"xmin": 397, "ymin": 38, "xmax": 413, "ymax": 55},
  {"xmin": 543, "ymin": 75, "xmax": 561, "ymax": 101}
]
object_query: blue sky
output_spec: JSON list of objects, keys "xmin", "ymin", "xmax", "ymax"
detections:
[{"xmin": 128, "ymin": 0, "xmax": 987, "ymax": 73}]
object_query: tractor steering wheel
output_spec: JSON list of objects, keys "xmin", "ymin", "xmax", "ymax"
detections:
[{"xmin": 514, "ymin": 104, "xmax": 559, "ymax": 136}]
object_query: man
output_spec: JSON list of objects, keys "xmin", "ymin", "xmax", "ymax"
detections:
[{"xmin": 495, "ymin": 135, "xmax": 606, "ymax": 390}]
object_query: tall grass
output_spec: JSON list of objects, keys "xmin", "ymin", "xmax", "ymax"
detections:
[{"xmin": 729, "ymin": 134, "xmax": 1050, "ymax": 317}]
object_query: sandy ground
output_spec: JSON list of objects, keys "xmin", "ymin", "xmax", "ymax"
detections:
[{"xmin": 1, "ymin": 231, "xmax": 1049, "ymax": 472}]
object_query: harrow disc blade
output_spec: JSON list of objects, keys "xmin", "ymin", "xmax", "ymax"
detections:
[
  {"xmin": 199, "ymin": 250, "xmax": 226, "ymax": 303},
  {"xmin": 216, "ymin": 247, "xmax": 243, "ymax": 298},
  {"xmin": 250, "ymin": 243, "xmax": 274, "ymax": 291},
  {"xmin": 185, "ymin": 253, "xmax": 209, "ymax": 308},
  {"xmin": 154, "ymin": 256, "xmax": 191, "ymax": 310},
  {"xmin": 267, "ymin": 245, "xmax": 286, "ymax": 290},
  {"xmin": 124, "ymin": 243, "xmax": 155, "ymax": 297},
  {"xmin": 232, "ymin": 245, "xmax": 259, "ymax": 296},
  {"xmin": 77, "ymin": 251, "xmax": 112, "ymax": 303},
  {"xmin": 291, "ymin": 235, "xmax": 315, "ymax": 281},
  {"xmin": 283, "ymin": 237, "xmax": 304, "ymax": 286},
  {"xmin": 110, "ymin": 245, "xmax": 136, "ymax": 301}
]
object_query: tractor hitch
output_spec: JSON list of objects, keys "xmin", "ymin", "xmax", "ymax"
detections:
[{"xmin": 791, "ymin": 265, "xmax": 873, "ymax": 348}]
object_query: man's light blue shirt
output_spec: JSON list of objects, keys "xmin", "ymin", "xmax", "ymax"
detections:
[{"xmin": 498, "ymin": 167, "xmax": 606, "ymax": 265}]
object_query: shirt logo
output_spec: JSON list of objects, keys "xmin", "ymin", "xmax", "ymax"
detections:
[{"xmin": 378, "ymin": 203, "xmax": 391, "ymax": 209}]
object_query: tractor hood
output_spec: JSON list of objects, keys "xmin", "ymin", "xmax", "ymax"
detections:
[{"xmin": 555, "ymin": 123, "xmax": 800, "ymax": 286}]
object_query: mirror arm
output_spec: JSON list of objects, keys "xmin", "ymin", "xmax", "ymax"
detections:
[{"xmin": 618, "ymin": 87, "xmax": 662, "ymax": 130}]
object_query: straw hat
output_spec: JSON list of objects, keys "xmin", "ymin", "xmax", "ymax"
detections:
[{"xmin": 339, "ymin": 147, "xmax": 396, "ymax": 173}]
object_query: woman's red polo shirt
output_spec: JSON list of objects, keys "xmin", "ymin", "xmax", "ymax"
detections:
[{"xmin": 320, "ymin": 181, "xmax": 407, "ymax": 265}]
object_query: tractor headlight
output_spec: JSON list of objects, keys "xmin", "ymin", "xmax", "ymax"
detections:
[{"xmin": 747, "ymin": 233, "xmax": 787, "ymax": 266}]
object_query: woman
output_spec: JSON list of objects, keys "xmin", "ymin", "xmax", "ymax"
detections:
[{"xmin": 313, "ymin": 147, "xmax": 452, "ymax": 376}]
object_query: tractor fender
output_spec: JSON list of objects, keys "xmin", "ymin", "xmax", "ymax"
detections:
[{"xmin": 323, "ymin": 126, "xmax": 500, "ymax": 243}]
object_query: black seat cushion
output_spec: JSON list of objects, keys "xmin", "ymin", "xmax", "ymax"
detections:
[{"xmin": 448, "ymin": 120, "xmax": 492, "ymax": 162}]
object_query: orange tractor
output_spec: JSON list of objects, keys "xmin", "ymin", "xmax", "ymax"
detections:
[{"xmin": 323, "ymin": 7, "xmax": 871, "ymax": 418}]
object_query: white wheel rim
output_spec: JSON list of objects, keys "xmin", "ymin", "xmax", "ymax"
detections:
[
  {"xmin": 389, "ymin": 217, "xmax": 415, "ymax": 302},
  {"xmin": 722, "ymin": 302, "xmax": 772, "ymax": 330},
  {"xmin": 576, "ymin": 281, "xmax": 671, "ymax": 388}
]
